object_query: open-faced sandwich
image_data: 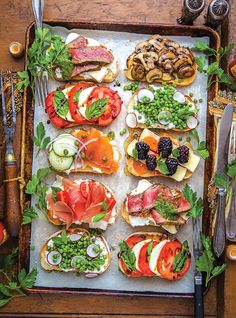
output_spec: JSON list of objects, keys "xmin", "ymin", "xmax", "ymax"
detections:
[
  {"xmin": 122, "ymin": 180, "xmax": 191, "ymax": 234},
  {"xmin": 118, "ymin": 232, "xmax": 191, "ymax": 280},
  {"xmin": 41, "ymin": 228, "xmax": 110, "ymax": 277},
  {"xmin": 125, "ymin": 34, "xmax": 196, "ymax": 86},
  {"xmin": 125, "ymin": 83, "xmax": 198, "ymax": 131},
  {"xmin": 46, "ymin": 82, "xmax": 122, "ymax": 129},
  {"xmin": 47, "ymin": 128, "xmax": 121, "ymax": 174},
  {"xmin": 46, "ymin": 176, "xmax": 117, "ymax": 230},
  {"xmin": 125, "ymin": 128, "xmax": 200, "ymax": 181},
  {"xmin": 52, "ymin": 32, "xmax": 119, "ymax": 83}
]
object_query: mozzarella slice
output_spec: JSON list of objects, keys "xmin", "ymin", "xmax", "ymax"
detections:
[
  {"xmin": 162, "ymin": 225, "xmax": 177, "ymax": 234},
  {"xmin": 132, "ymin": 239, "xmax": 151, "ymax": 272},
  {"xmin": 149, "ymin": 240, "xmax": 169, "ymax": 276},
  {"xmin": 129, "ymin": 216, "xmax": 156, "ymax": 227}
]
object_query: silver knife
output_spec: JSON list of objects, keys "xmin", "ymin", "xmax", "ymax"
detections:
[{"xmin": 213, "ymin": 104, "xmax": 233, "ymax": 257}]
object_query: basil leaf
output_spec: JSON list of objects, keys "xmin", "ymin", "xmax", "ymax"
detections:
[
  {"xmin": 51, "ymin": 186, "xmax": 62, "ymax": 202},
  {"xmin": 54, "ymin": 89, "xmax": 69, "ymax": 117},
  {"xmin": 172, "ymin": 240, "xmax": 189, "ymax": 272},
  {"xmin": 146, "ymin": 240, "xmax": 153, "ymax": 262},
  {"xmin": 102, "ymin": 199, "xmax": 108, "ymax": 212},
  {"xmin": 119, "ymin": 241, "xmax": 136, "ymax": 272},
  {"xmin": 172, "ymin": 148, "xmax": 180, "ymax": 158},
  {"xmin": 93, "ymin": 213, "xmax": 106, "ymax": 223},
  {"xmin": 60, "ymin": 230, "xmax": 68, "ymax": 244},
  {"xmin": 132, "ymin": 148, "xmax": 138, "ymax": 160},
  {"xmin": 73, "ymin": 90, "xmax": 81, "ymax": 102},
  {"xmin": 85, "ymin": 98, "xmax": 108, "ymax": 119}
]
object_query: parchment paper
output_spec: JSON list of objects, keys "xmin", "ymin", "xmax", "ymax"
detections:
[{"xmin": 29, "ymin": 24, "xmax": 209, "ymax": 294}]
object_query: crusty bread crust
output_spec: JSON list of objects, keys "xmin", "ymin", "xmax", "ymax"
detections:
[
  {"xmin": 125, "ymin": 54, "xmax": 197, "ymax": 87},
  {"xmin": 128, "ymin": 90, "xmax": 197, "ymax": 132},
  {"xmin": 118, "ymin": 231, "xmax": 168, "ymax": 277},
  {"xmin": 124, "ymin": 129, "xmax": 192, "ymax": 179},
  {"xmin": 41, "ymin": 228, "xmax": 110, "ymax": 274}
]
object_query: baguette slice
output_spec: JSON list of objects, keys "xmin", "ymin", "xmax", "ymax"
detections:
[{"xmin": 41, "ymin": 228, "xmax": 110, "ymax": 276}]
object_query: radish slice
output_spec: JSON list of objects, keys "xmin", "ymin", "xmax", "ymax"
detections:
[
  {"xmin": 126, "ymin": 113, "xmax": 137, "ymax": 128},
  {"xmin": 69, "ymin": 234, "xmax": 82, "ymax": 242},
  {"xmin": 186, "ymin": 116, "xmax": 198, "ymax": 129},
  {"xmin": 173, "ymin": 92, "xmax": 185, "ymax": 104},
  {"xmin": 71, "ymin": 255, "xmax": 86, "ymax": 268},
  {"xmin": 137, "ymin": 89, "xmax": 154, "ymax": 103},
  {"xmin": 85, "ymin": 272, "xmax": 99, "ymax": 278},
  {"xmin": 47, "ymin": 250, "xmax": 62, "ymax": 266},
  {"xmin": 158, "ymin": 110, "xmax": 171, "ymax": 125},
  {"xmin": 86, "ymin": 244, "xmax": 100, "ymax": 258}
]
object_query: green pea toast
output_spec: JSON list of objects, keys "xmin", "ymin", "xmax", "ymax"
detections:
[{"xmin": 41, "ymin": 228, "xmax": 111, "ymax": 277}]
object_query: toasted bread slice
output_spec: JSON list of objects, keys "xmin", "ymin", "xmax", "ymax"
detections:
[{"xmin": 41, "ymin": 228, "xmax": 110, "ymax": 275}]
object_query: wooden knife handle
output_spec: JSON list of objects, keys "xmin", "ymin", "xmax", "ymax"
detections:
[{"xmin": 4, "ymin": 155, "xmax": 21, "ymax": 237}]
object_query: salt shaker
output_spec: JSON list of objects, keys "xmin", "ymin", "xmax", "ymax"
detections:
[
  {"xmin": 177, "ymin": 0, "xmax": 205, "ymax": 25},
  {"xmin": 205, "ymin": 0, "xmax": 230, "ymax": 28}
]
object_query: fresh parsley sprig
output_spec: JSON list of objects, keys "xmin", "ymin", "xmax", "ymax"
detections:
[
  {"xmin": 0, "ymin": 248, "xmax": 38, "ymax": 307},
  {"xmin": 182, "ymin": 184, "xmax": 203, "ymax": 219},
  {"xmin": 196, "ymin": 234, "xmax": 226, "ymax": 287},
  {"xmin": 193, "ymin": 41, "xmax": 236, "ymax": 91},
  {"xmin": 190, "ymin": 129, "xmax": 209, "ymax": 159},
  {"xmin": 33, "ymin": 122, "xmax": 51, "ymax": 157},
  {"xmin": 119, "ymin": 241, "xmax": 136, "ymax": 272}
]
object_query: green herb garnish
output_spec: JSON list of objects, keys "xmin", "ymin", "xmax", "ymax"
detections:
[
  {"xmin": 22, "ymin": 207, "xmax": 38, "ymax": 225},
  {"xmin": 54, "ymin": 89, "xmax": 69, "ymax": 117},
  {"xmin": 73, "ymin": 90, "xmax": 81, "ymax": 102},
  {"xmin": 93, "ymin": 200, "xmax": 108, "ymax": 223},
  {"xmin": 154, "ymin": 200, "xmax": 178, "ymax": 221},
  {"xmin": 132, "ymin": 148, "xmax": 138, "ymax": 160},
  {"xmin": 172, "ymin": 240, "xmax": 189, "ymax": 272},
  {"xmin": 156, "ymin": 155, "xmax": 169, "ymax": 175},
  {"xmin": 119, "ymin": 241, "xmax": 136, "ymax": 272},
  {"xmin": 190, "ymin": 129, "xmax": 209, "ymax": 159},
  {"xmin": 146, "ymin": 240, "xmax": 153, "ymax": 262},
  {"xmin": 182, "ymin": 184, "xmax": 203, "ymax": 219},
  {"xmin": 85, "ymin": 98, "xmax": 108, "ymax": 119},
  {"xmin": 33, "ymin": 122, "xmax": 51, "ymax": 157},
  {"xmin": 51, "ymin": 186, "xmax": 61, "ymax": 202}
]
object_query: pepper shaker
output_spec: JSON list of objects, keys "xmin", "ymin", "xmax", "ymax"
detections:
[
  {"xmin": 205, "ymin": 0, "xmax": 230, "ymax": 29},
  {"xmin": 177, "ymin": 0, "xmax": 205, "ymax": 25}
]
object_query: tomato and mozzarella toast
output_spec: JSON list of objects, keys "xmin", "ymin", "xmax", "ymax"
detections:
[
  {"xmin": 125, "ymin": 128, "xmax": 200, "ymax": 181},
  {"xmin": 45, "ymin": 82, "xmax": 122, "ymax": 129},
  {"xmin": 46, "ymin": 176, "xmax": 117, "ymax": 230},
  {"xmin": 122, "ymin": 180, "xmax": 191, "ymax": 234},
  {"xmin": 52, "ymin": 33, "xmax": 119, "ymax": 83},
  {"xmin": 41, "ymin": 228, "xmax": 110, "ymax": 277},
  {"xmin": 118, "ymin": 232, "xmax": 191, "ymax": 280},
  {"xmin": 47, "ymin": 128, "xmax": 121, "ymax": 174}
]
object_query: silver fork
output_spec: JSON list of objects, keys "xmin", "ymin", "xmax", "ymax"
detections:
[
  {"xmin": 0, "ymin": 71, "xmax": 21, "ymax": 237},
  {"xmin": 32, "ymin": 0, "xmax": 48, "ymax": 107},
  {"xmin": 226, "ymin": 121, "xmax": 236, "ymax": 241}
]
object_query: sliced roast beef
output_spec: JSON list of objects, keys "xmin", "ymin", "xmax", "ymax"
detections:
[
  {"xmin": 172, "ymin": 195, "xmax": 191, "ymax": 213},
  {"xmin": 67, "ymin": 36, "xmax": 89, "ymax": 49},
  {"xmin": 68, "ymin": 47, "xmax": 114, "ymax": 65},
  {"xmin": 142, "ymin": 184, "xmax": 161, "ymax": 210},
  {"xmin": 127, "ymin": 194, "xmax": 143, "ymax": 213},
  {"xmin": 71, "ymin": 64, "xmax": 101, "ymax": 77},
  {"xmin": 151, "ymin": 210, "xmax": 185, "ymax": 225}
]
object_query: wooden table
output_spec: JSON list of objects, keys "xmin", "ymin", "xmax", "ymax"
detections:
[{"xmin": 0, "ymin": 1, "xmax": 236, "ymax": 317}]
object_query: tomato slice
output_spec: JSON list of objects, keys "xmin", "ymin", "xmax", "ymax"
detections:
[
  {"xmin": 157, "ymin": 241, "xmax": 191, "ymax": 280},
  {"xmin": 45, "ymin": 91, "xmax": 72, "ymax": 129},
  {"xmin": 80, "ymin": 181, "xmax": 89, "ymax": 199},
  {"xmin": 138, "ymin": 241, "xmax": 159, "ymax": 276},
  {"xmin": 68, "ymin": 82, "xmax": 94, "ymax": 124},
  {"xmin": 125, "ymin": 234, "xmax": 147, "ymax": 249},
  {"xmin": 56, "ymin": 190, "xmax": 70, "ymax": 206}
]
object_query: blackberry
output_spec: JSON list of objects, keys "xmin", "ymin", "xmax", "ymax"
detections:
[
  {"xmin": 177, "ymin": 145, "xmax": 189, "ymax": 164},
  {"xmin": 146, "ymin": 154, "xmax": 157, "ymax": 171},
  {"xmin": 165, "ymin": 158, "xmax": 178, "ymax": 176},
  {"xmin": 158, "ymin": 137, "xmax": 173, "ymax": 158},
  {"xmin": 135, "ymin": 142, "xmax": 150, "ymax": 160}
]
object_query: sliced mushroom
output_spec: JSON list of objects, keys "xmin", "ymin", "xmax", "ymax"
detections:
[
  {"xmin": 134, "ymin": 52, "xmax": 159, "ymax": 71},
  {"xmin": 146, "ymin": 68, "xmax": 163, "ymax": 83},
  {"xmin": 135, "ymin": 41, "xmax": 152, "ymax": 53},
  {"xmin": 176, "ymin": 47, "xmax": 194, "ymax": 60},
  {"xmin": 173, "ymin": 56, "xmax": 193, "ymax": 71},
  {"xmin": 150, "ymin": 34, "xmax": 163, "ymax": 42},
  {"xmin": 131, "ymin": 63, "xmax": 145, "ymax": 80},
  {"xmin": 177, "ymin": 65, "xmax": 195, "ymax": 78},
  {"xmin": 148, "ymin": 39, "xmax": 164, "ymax": 52},
  {"xmin": 159, "ymin": 51, "xmax": 176, "ymax": 63},
  {"xmin": 165, "ymin": 40, "xmax": 180, "ymax": 50},
  {"xmin": 163, "ymin": 60, "xmax": 174, "ymax": 71},
  {"xmin": 162, "ymin": 72, "xmax": 175, "ymax": 81}
]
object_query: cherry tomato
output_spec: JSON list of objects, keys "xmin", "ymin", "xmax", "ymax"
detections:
[
  {"xmin": 68, "ymin": 82, "xmax": 94, "ymax": 124},
  {"xmin": 45, "ymin": 91, "xmax": 72, "ymax": 129},
  {"xmin": 0, "ymin": 222, "xmax": 7, "ymax": 245},
  {"xmin": 80, "ymin": 181, "xmax": 89, "ymax": 199},
  {"xmin": 56, "ymin": 191, "xmax": 70, "ymax": 206},
  {"xmin": 157, "ymin": 241, "xmax": 191, "ymax": 280}
]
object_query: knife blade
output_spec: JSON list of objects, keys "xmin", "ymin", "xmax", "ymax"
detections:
[{"xmin": 213, "ymin": 104, "xmax": 233, "ymax": 257}]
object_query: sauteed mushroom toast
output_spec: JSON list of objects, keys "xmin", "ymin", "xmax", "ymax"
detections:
[{"xmin": 125, "ymin": 34, "xmax": 197, "ymax": 86}]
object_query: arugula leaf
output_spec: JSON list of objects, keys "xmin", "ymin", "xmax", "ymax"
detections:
[
  {"xmin": 119, "ymin": 241, "xmax": 136, "ymax": 272},
  {"xmin": 54, "ymin": 89, "xmax": 69, "ymax": 117},
  {"xmin": 85, "ymin": 98, "xmax": 108, "ymax": 119},
  {"xmin": 146, "ymin": 240, "xmax": 153, "ymax": 262},
  {"xmin": 51, "ymin": 186, "xmax": 61, "ymax": 202},
  {"xmin": 73, "ymin": 90, "xmax": 81, "ymax": 103},
  {"xmin": 214, "ymin": 174, "xmax": 229, "ymax": 190},
  {"xmin": 132, "ymin": 148, "xmax": 138, "ymax": 160},
  {"xmin": 196, "ymin": 234, "xmax": 226, "ymax": 287},
  {"xmin": 154, "ymin": 200, "xmax": 178, "ymax": 221},
  {"xmin": 22, "ymin": 207, "xmax": 38, "ymax": 225},
  {"xmin": 182, "ymin": 184, "xmax": 203, "ymax": 219},
  {"xmin": 172, "ymin": 240, "xmax": 189, "ymax": 272},
  {"xmin": 195, "ymin": 56, "xmax": 206, "ymax": 73},
  {"xmin": 227, "ymin": 159, "xmax": 236, "ymax": 178}
]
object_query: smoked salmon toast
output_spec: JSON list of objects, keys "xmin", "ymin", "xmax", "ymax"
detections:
[
  {"xmin": 46, "ymin": 176, "xmax": 117, "ymax": 230},
  {"xmin": 47, "ymin": 128, "xmax": 121, "ymax": 174}
]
